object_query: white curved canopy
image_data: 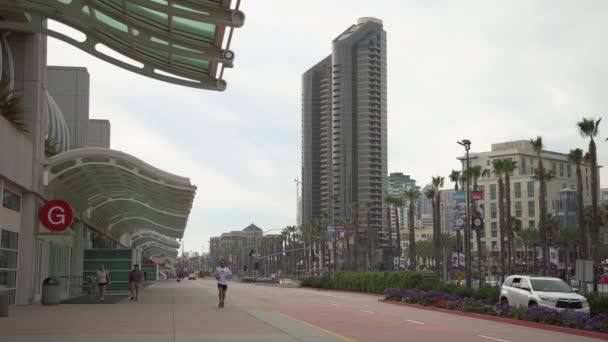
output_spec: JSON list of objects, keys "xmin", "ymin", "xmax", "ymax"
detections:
[
  {"xmin": 0, "ymin": 0, "xmax": 244, "ymax": 90},
  {"xmin": 131, "ymin": 230, "xmax": 180, "ymax": 249},
  {"xmin": 44, "ymin": 147, "xmax": 196, "ymax": 239}
]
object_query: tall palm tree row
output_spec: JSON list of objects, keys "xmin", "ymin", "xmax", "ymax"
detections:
[
  {"xmin": 424, "ymin": 186, "xmax": 437, "ymax": 270},
  {"xmin": 492, "ymin": 159, "xmax": 507, "ymax": 281},
  {"xmin": 530, "ymin": 136, "xmax": 549, "ymax": 276},
  {"xmin": 406, "ymin": 188, "xmax": 420, "ymax": 270},
  {"xmin": 449, "ymin": 170, "xmax": 461, "ymax": 191},
  {"xmin": 577, "ymin": 117, "xmax": 602, "ymax": 294},
  {"xmin": 567, "ymin": 148, "xmax": 587, "ymax": 260}
]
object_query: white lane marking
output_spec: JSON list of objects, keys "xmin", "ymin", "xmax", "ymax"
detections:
[
  {"xmin": 331, "ymin": 303, "xmax": 340, "ymax": 307},
  {"xmin": 405, "ymin": 319, "xmax": 424, "ymax": 325},
  {"xmin": 478, "ymin": 335, "xmax": 510, "ymax": 342},
  {"xmin": 360, "ymin": 310, "xmax": 375, "ymax": 314}
]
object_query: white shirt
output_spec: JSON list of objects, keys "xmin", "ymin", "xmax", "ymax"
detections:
[
  {"xmin": 215, "ymin": 266, "xmax": 231, "ymax": 285},
  {"xmin": 96, "ymin": 270, "xmax": 109, "ymax": 284}
]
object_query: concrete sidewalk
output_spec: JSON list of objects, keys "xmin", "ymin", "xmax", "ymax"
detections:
[{"xmin": 0, "ymin": 280, "xmax": 345, "ymax": 342}]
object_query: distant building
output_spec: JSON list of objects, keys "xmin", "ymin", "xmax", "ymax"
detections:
[
  {"xmin": 601, "ymin": 188, "xmax": 608, "ymax": 202},
  {"xmin": 462, "ymin": 140, "xmax": 596, "ymax": 253},
  {"xmin": 439, "ymin": 189, "xmax": 456, "ymax": 233},
  {"xmin": 302, "ymin": 17, "xmax": 388, "ymax": 243},
  {"xmin": 387, "ymin": 172, "xmax": 418, "ymax": 240},
  {"xmin": 47, "ymin": 66, "xmax": 111, "ymax": 149},
  {"xmin": 418, "ymin": 184, "xmax": 434, "ymax": 228}
]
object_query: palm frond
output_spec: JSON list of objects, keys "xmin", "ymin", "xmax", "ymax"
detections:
[
  {"xmin": 529, "ymin": 136, "xmax": 543, "ymax": 153},
  {"xmin": 567, "ymin": 148, "xmax": 584, "ymax": 164},
  {"xmin": 0, "ymin": 83, "xmax": 28, "ymax": 132},
  {"xmin": 577, "ymin": 117, "xmax": 601, "ymax": 138}
]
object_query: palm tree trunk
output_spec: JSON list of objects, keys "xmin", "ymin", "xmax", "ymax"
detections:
[
  {"xmin": 576, "ymin": 162, "xmax": 587, "ymax": 259},
  {"xmin": 505, "ymin": 173, "xmax": 513, "ymax": 275},
  {"xmin": 498, "ymin": 178, "xmax": 507, "ymax": 282},
  {"xmin": 538, "ymin": 161, "xmax": 549, "ymax": 276},
  {"xmin": 387, "ymin": 205, "xmax": 393, "ymax": 269},
  {"xmin": 395, "ymin": 207, "xmax": 402, "ymax": 270},
  {"xmin": 434, "ymin": 195, "xmax": 442, "ymax": 278},
  {"xmin": 589, "ymin": 139, "xmax": 600, "ymax": 294},
  {"xmin": 408, "ymin": 202, "xmax": 416, "ymax": 270}
]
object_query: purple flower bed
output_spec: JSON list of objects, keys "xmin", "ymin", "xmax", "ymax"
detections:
[{"xmin": 384, "ymin": 287, "xmax": 608, "ymax": 334}]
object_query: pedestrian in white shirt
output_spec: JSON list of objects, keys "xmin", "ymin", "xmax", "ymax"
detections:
[
  {"xmin": 96, "ymin": 265, "xmax": 110, "ymax": 301},
  {"xmin": 214, "ymin": 259, "xmax": 231, "ymax": 307}
]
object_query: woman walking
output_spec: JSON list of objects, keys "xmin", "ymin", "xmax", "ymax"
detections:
[{"xmin": 96, "ymin": 265, "xmax": 111, "ymax": 301}]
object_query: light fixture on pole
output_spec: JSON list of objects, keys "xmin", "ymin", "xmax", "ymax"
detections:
[{"xmin": 457, "ymin": 139, "xmax": 472, "ymax": 288}]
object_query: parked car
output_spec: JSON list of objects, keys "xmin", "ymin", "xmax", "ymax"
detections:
[
  {"xmin": 188, "ymin": 273, "xmax": 197, "ymax": 280},
  {"xmin": 500, "ymin": 275, "xmax": 589, "ymax": 314}
]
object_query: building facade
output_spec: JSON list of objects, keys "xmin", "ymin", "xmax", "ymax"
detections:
[
  {"xmin": 302, "ymin": 17, "xmax": 388, "ymax": 245},
  {"xmin": 387, "ymin": 172, "xmax": 418, "ymax": 241},
  {"xmin": 464, "ymin": 140, "xmax": 594, "ymax": 254}
]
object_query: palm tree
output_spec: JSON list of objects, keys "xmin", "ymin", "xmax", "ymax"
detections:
[
  {"xmin": 530, "ymin": 137, "xmax": 549, "ymax": 276},
  {"xmin": 406, "ymin": 189, "xmax": 420, "ymax": 270},
  {"xmin": 568, "ymin": 148, "xmax": 587, "ymax": 260},
  {"xmin": 577, "ymin": 118, "xmax": 602, "ymax": 294},
  {"xmin": 0, "ymin": 83, "xmax": 28, "ymax": 132},
  {"xmin": 503, "ymin": 159, "xmax": 518, "ymax": 273},
  {"xmin": 364, "ymin": 200, "xmax": 374, "ymax": 271},
  {"xmin": 492, "ymin": 159, "xmax": 507, "ymax": 281},
  {"xmin": 384, "ymin": 196, "xmax": 395, "ymax": 266},
  {"xmin": 432, "ymin": 176, "xmax": 444, "ymax": 277},
  {"xmin": 517, "ymin": 227, "xmax": 540, "ymax": 273},
  {"xmin": 393, "ymin": 197, "xmax": 405, "ymax": 267},
  {"xmin": 449, "ymin": 170, "xmax": 461, "ymax": 191},
  {"xmin": 440, "ymin": 232, "xmax": 456, "ymax": 276},
  {"xmin": 351, "ymin": 202, "xmax": 360, "ymax": 271}
]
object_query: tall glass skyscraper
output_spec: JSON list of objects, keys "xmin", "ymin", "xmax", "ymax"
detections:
[{"xmin": 302, "ymin": 18, "xmax": 387, "ymax": 238}]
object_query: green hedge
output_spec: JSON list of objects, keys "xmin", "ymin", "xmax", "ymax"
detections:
[
  {"xmin": 301, "ymin": 271, "xmax": 440, "ymax": 294},
  {"xmin": 587, "ymin": 294, "xmax": 608, "ymax": 316},
  {"xmin": 301, "ymin": 271, "xmax": 500, "ymax": 301}
]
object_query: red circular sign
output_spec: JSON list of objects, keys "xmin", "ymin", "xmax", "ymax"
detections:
[{"xmin": 39, "ymin": 199, "xmax": 74, "ymax": 232}]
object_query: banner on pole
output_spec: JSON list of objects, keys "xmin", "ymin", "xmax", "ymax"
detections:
[
  {"xmin": 451, "ymin": 252, "xmax": 465, "ymax": 269},
  {"xmin": 471, "ymin": 191, "xmax": 484, "ymax": 230},
  {"xmin": 452, "ymin": 191, "xmax": 466, "ymax": 231}
]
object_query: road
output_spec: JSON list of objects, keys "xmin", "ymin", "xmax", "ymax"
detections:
[{"xmin": 0, "ymin": 279, "xmax": 603, "ymax": 341}]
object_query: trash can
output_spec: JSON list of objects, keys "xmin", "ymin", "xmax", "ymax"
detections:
[
  {"xmin": 0, "ymin": 293, "xmax": 9, "ymax": 317},
  {"xmin": 41, "ymin": 277, "xmax": 61, "ymax": 305}
]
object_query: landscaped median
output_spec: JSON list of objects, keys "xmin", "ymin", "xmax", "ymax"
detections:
[{"xmin": 301, "ymin": 271, "xmax": 608, "ymax": 336}]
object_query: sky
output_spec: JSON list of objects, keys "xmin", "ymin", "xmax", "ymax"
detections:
[{"xmin": 47, "ymin": 0, "xmax": 608, "ymax": 255}]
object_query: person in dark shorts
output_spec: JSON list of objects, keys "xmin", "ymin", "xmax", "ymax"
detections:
[
  {"xmin": 96, "ymin": 265, "xmax": 110, "ymax": 301},
  {"xmin": 214, "ymin": 259, "xmax": 232, "ymax": 307},
  {"xmin": 128, "ymin": 264, "xmax": 144, "ymax": 302}
]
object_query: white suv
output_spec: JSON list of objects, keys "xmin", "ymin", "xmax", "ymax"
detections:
[{"xmin": 499, "ymin": 275, "xmax": 589, "ymax": 314}]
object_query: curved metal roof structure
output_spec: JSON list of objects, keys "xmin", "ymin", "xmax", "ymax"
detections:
[
  {"xmin": 141, "ymin": 241, "xmax": 178, "ymax": 259},
  {"xmin": 131, "ymin": 230, "xmax": 180, "ymax": 249},
  {"xmin": 44, "ymin": 147, "xmax": 196, "ymax": 239},
  {"xmin": 0, "ymin": 0, "xmax": 244, "ymax": 90},
  {"xmin": 45, "ymin": 89, "xmax": 71, "ymax": 152}
]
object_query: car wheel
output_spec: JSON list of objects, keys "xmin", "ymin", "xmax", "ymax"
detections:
[
  {"xmin": 501, "ymin": 298, "xmax": 509, "ymax": 306},
  {"xmin": 528, "ymin": 301, "xmax": 537, "ymax": 307}
]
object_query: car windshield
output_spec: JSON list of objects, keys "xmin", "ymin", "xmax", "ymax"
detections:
[{"xmin": 530, "ymin": 279, "xmax": 573, "ymax": 293}]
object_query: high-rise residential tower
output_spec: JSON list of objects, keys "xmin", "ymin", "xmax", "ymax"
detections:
[{"xmin": 302, "ymin": 17, "xmax": 387, "ymax": 241}]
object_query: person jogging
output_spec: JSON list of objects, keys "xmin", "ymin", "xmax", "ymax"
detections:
[
  {"xmin": 128, "ymin": 264, "xmax": 144, "ymax": 302},
  {"xmin": 214, "ymin": 259, "xmax": 231, "ymax": 307}
]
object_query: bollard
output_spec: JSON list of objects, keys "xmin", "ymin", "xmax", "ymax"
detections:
[{"xmin": 0, "ymin": 294, "xmax": 9, "ymax": 317}]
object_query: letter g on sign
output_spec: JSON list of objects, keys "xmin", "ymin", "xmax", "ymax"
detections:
[{"xmin": 40, "ymin": 199, "xmax": 74, "ymax": 232}]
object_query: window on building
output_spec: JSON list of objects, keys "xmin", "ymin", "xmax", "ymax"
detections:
[
  {"xmin": 515, "ymin": 202, "xmax": 522, "ymax": 217},
  {"xmin": 490, "ymin": 184, "xmax": 497, "ymax": 200},
  {"xmin": 528, "ymin": 220, "xmax": 536, "ymax": 229},
  {"xmin": 0, "ymin": 229, "xmax": 19, "ymax": 306},
  {"xmin": 528, "ymin": 201, "xmax": 535, "ymax": 217},
  {"xmin": 491, "ymin": 203, "xmax": 497, "ymax": 219},
  {"xmin": 552, "ymin": 162, "xmax": 557, "ymax": 175},
  {"xmin": 514, "ymin": 182, "xmax": 521, "ymax": 198},
  {"xmin": 567, "ymin": 164, "xmax": 572, "ymax": 178},
  {"xmin": 492, "ymin": 241, "xmax": 497, "ymax": 250},
  {"xmin": 559, "ymin": 163, "xmax": 564, "ymax": 177},
  {"xmin": 527, "ymin": 181, "xmax": 534, "ymax": 197},
  {"xmin": 2, "ymin": 189, "xmax": 20, "ymax": 212},
  {"xmin": 487, "ymin": 160, "xmax": 490, "ymax": 166},
  {"xmin": 478, "ymin": 185, "xmax": 485, "ymax": 194},
  {"xmin": 521, "ymin": 158, "xmax": 526, "ymax": 175},
  {"xmin": 491, "ymin": 222, "xmax": 498, "ymax": 238}
]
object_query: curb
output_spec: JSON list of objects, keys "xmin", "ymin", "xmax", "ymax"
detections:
[
  {"xmin": 298, "ymin": 286, "xmax": 384, "ymax": 297},
  {"xmin": 379, "ymin": 299, "xmax": 608, "ymax": 341}
]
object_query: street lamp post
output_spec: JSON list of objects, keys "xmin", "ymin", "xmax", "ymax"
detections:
[{"xmin": 457, "ymin": 139, "xmax": 472, "ymax": 288}]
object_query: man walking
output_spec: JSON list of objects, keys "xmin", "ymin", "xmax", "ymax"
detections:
[
  {"xmin": 214, "ymin": 259, "xmax": 231, "ymax": 307},
  {"xmin": 129, "ymin": 264, "xmax": 144, "ymax": 302}
]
